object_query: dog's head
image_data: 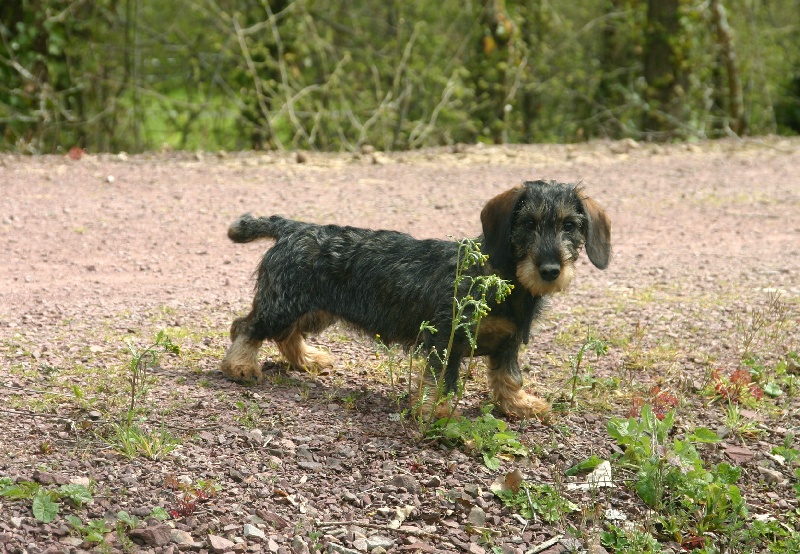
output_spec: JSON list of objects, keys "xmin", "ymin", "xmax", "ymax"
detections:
[{"xmin": 480, "ymin": 180, "xmax": 611, "ymax": 295}]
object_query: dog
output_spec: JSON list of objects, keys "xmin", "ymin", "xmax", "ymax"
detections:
[{"xmin": 221, "ymin": 180, "xmax": 611, "ymax": 418}]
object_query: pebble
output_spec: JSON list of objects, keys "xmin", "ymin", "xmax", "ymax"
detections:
[
  {"xmin": 366, "ymin": 535, "xmax": 394, "ymax": 549},
  {"xmin": 757, "ymin": 466, "xmax": 785, "ymax": 485},
  {"xmin": 243, "ymin": 524, "xmax": 265, "ymax": 540},
  {"xmin": 389, "ymin": 474, "xmax": 421, "ymax": 494},
  {"xmin": 208, "ymin": 534, "xmax": 236, "ymax": 553},
  {"xmin": 467, "ymin": 506, "xmax": 487, "ymax": 527}
]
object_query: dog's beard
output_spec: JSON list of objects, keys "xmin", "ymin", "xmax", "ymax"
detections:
[{"xmin": 516, "ymin": 257, "xmax": 575, "ymax": 296}]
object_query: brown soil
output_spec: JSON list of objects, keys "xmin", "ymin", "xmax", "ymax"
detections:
[{"xmin": 1, "ymin": 138, "xmax": 799, "ymax": 554}]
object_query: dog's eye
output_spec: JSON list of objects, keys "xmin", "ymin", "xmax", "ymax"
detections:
[{"xmin": 563, "ymin": 221, "xmax": 577, "ymax": 232}]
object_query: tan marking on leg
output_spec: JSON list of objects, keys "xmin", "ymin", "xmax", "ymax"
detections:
[
  {"xmin": 276, "ymin": 329, "xmax": 333, "ymax": 371},
  {"xmin": 221, "ymin": 334, "xmax": 263, "ymax": 382},
  {"xmin": 488, "ymin": 370, "xmax": 550, "ymax": 419},
  {"xmin": 476, "ymin": 316, "xmax": 518, "ymax": 354}
]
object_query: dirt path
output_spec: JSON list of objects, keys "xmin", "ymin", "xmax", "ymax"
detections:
[{"xmin": 1, "ymin": 139, "xmax": 799, "ymax": 553}]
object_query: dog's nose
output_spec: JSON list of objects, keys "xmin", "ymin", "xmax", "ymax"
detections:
[{"xmin": 538, "ymin": 263, "xmax": 561, "ymax": 282}]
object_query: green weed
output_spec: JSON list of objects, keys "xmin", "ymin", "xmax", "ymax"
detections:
[
  {"xmin": 601, "ymin": 525, "xmax": 662, "ymax": 553},
  {"xmin": 608, "ymin": 405, "xmax": 748, "ymax": 548},
  {"xmin": 413, "ymin": 238, "xmax": 512, "ymax": 430},
  {"xmin": 493, "ymin": 481, "xmax": 577, "ymax": 524},
  {"xmin": 106, "ymin": 422, "xmax": 179, "ymax": 461},
  {"xmin": 0, "ymin": 477, "xmax": 93, "ymax": 523},
  {"xmin": 566, "ymin": 334, "xmax": 610, "ymax": 407},
  {"xmin": 102, "ymin": 332, "xmax": 182, "ymax": 460},
  {"xmin": 429, "ymin": 405, "xmax": 527, "ymax": 470}
]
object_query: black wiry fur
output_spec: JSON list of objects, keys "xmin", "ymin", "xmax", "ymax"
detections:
[{"xmin": 221, "ymin": 180, "xmax": 611, "ymax": 418}]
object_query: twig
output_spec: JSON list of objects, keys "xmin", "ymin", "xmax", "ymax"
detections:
[
  {"xmin": 0, "ymin": 385, "xmax": 80, "ymax": 398},
  {"xmin": 0, "ymin": 407, "xmax": 75, "ymax": 422},
  {"xmin": 315, "ymin": 520, "xmax": 436, "ymax": 538},
  {"xmin": 525, "ymin": 534, "xmax": 563, "ymax": 554}
]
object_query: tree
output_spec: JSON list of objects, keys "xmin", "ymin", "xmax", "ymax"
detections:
[{"xmin": 642, "ymin": 0, "xmax": 687, "ymax": 139}]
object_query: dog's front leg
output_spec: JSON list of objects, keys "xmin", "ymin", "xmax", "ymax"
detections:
[{"xmin": 487, "ymin": 346, "xmax": 550, "ymax": 419}]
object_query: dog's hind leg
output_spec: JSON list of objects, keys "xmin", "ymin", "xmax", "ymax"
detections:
[
  {"xmin": 487, "ymin": 347, "xmax": 550, "ymax": 419},
  {"xmin": 275, "ymin": 311, "xmax": 336, "ymax": 371}
]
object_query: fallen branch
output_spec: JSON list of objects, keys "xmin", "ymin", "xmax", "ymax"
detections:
[
  {"xmin": 315, "ymin": 520, "xmax": 437, "ymax": 538},
  {"xmin": 526, "ymin": 534, "xmax": 563, "ymax": 554}
]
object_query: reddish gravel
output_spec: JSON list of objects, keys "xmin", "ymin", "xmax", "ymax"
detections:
[{"xmin": 1, "ymin": 138, "xmax": 798, "ymax": 554}]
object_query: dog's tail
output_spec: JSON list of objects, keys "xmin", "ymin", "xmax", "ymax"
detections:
[{"xmin": 228, "ymin": 214, "xmax": 300, "ymax": 243}]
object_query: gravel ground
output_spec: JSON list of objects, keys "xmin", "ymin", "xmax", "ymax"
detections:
[{"xmin": 1, "ymin": 138, "xmax": 799, "ymax": 554}]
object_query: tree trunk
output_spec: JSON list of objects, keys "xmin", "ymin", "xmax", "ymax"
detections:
[
  {"xmin": 642, "ymin": 0, "xmax": 684, "ymax": 139},
  {"xmin": 709, "ymin": 0, "xmax": 745, "ymax": 135}
]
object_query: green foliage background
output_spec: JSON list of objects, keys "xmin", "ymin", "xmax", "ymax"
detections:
[{"xmin": 1, "ymin": 0, "xmax": 798, "ymax": 153}]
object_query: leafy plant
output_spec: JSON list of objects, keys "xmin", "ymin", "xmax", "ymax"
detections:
[
  {"xmin": 627, "ymin": 385, "xmax": 678, "ymax": 420},
  {"xmin": 607, "ymin": 406, "xmax": 748, "ymax": 549},
  {"xmin": 103, "ymin": 332, "xmax": 181, "ymax": 460},
  {"xmin": 707, "ymin": 367, "xmax": 764, "ymax": 406},
  {"xmin": 494, "ymin": 481, "xmax": 577, "ymax": 524},
  {"xmin": 430, "ymin": 405, "xmax": 527, "ymax": 470},
  {"xmin": 601, "ymin": 524, "xmax": 662, "ymax": 553},
  {"xmin": 123, "ymin": 331, "xmax": 180, "ymax": 424},
  {"xmin": 164, "ymin": 475, "xmax": 221, "ymax": 518},
  {"xmin": 32, "ymin": 489, "xmax": 59, "ymax": 524},
  {"xmin": 413, "ymin": 238, "xmax": 512, "ymax": 429},
  {"xmin": 65, "ymin": 515, "xmax": 112, "ymax": 544},
  {"xmin": 234, "ymin": 400, "xmax": 263, "ymax": 428},
  {"xmin": 0, "ymin": 478, "xmax": 93, "ymax": 524},
  {"xmin": 107, "ymin": 421, "xmax": 179, "ymax": 461},
  {"xmin": 722, "ymin": 402, "xmax": 764, "ymax": 441},
  {"xmin": 567, "ymin": 335, "xmax": 610, "ymax": 406}
]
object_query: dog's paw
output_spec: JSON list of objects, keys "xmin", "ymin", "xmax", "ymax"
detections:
[
  {"xmin": 301, "ymin": 346, "xmax": 334, "ymax": 370},
  {"xmin": 220, "ymin": 359, "xmax": 262, "ymax": 383},
  {"xmin": 498, "ymin": 390, "xmax": 550, "ymax": 420}
]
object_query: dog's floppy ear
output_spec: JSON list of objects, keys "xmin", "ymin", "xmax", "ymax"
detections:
[
  {"xmin": 578, "ymin": 191, "xmax": 612, "ymax": 269},
  {"xmin": 481, "ymin": 185, "xmax": 525, "ymax": 273}
]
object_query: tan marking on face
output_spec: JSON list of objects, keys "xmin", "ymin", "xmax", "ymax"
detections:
[{"xmin": 516, "ymin": 257, "xmax": 575, "ymax": 295}]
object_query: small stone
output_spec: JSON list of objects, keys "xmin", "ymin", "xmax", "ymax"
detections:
[
  {"xmin": 292, "ymin": 536, "xmax": 311, "ymax": 554},
  {"xmin": 366, "ymin": 535, "xmax": 394, "ymax": 549},
  {"xmin": 69, "ymin": 475, "xmax": 92, "ymax": 487},
  {"xmin": 208, "ymin": 534, "xmax": 236, "ymax": 553},
  {"xmin": 171, "ymin": 529, "xmax": 194, "ymax": 545},
  {"xmin": 352, "ymin": 538, "xmax": 368, "ymax": 552},
  {"xmin": 425, "ymin": 475, "xmax": 442, "ymax": 488},
  {"xmin": 9, "ymin": 517, "xmax": 23, "ymax": 529},
  {"xmin": 129, "ymin": 524, "xmax": 173, "ymax": 547},
  {"xmin": 467, "ymin": 506, "xmax": 486, "ymax": 528},
  {"xmin": 327, "ymin": 544, "xmax": 360, "ymax": 554},
  {"xmin": 243, "ymin": 524, "xmax": 265, "ymax": 540},
  {"xmin": 723, "ymin": 444, "xmax": 754, "ymax": 464},
  {"xmin": 757, "ymin": 466, "xmax": 785, "ymax": 485},
  {"xmin": 389, "ymin": 474, "xmax": 421, "ymax": 494}
]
